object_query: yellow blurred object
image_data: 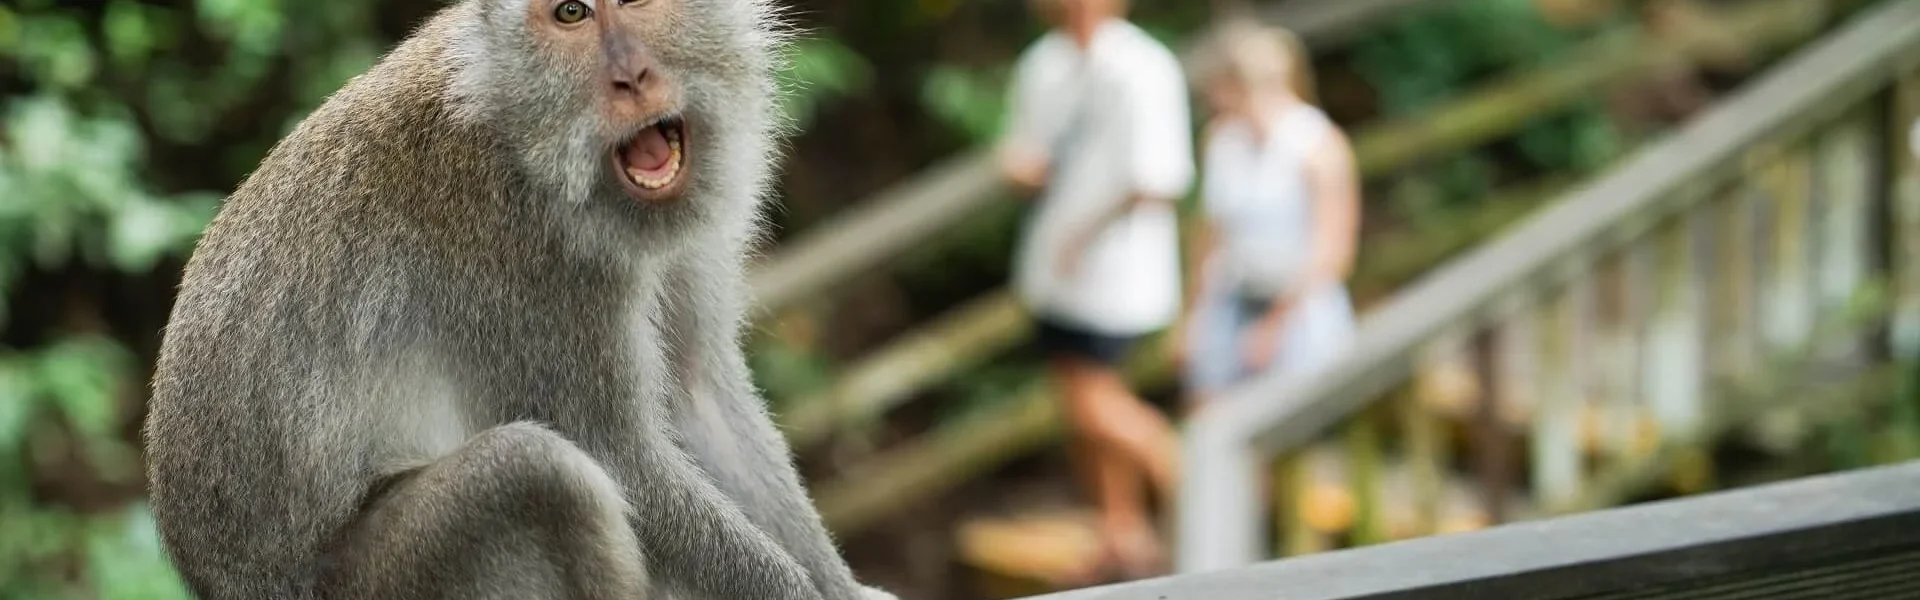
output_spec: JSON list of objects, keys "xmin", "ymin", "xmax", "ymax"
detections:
[
  {"xmin": 1299, "ymin": 484, "xmax": 1356, "ymax": 533},
  {"xmin": 954, "ymin": 510, "xmax": 1104, "ymax": 587},
  {"xmin": 1416, "ymin": 359, "xmax": 1480, "ymax": 415}
]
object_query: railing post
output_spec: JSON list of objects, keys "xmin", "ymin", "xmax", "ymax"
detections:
[
  {"xmin": 1710, "ymin": 185, "xmax": 1759, "ymax": 379},
  {"xmin": 1891, "ymin": 70, "xmax": 1920, "ymax": 360},
  {"xmin": 1645, "ymin": 213, "xmax": 1708, "ymax": 446},
  {"xmin": 1594, "ymin": 250, "xmax": 1650, "ymax": 462},
  {"xmin": 1175, "ymin": 417, "xmax": 1263, "ymax": 573},
  {"xmin": 1813, "ymin": 113, "xmax": 1875, "ymax": 319},
  {"xmin": 1471, "ymin": 325, "xmax": 1514, "ymax": 523},
  {"xmin": 1534, "ymin": 278, "xmax": 1590, "ymax": 512},
  {"xmin": 1887, "ymin": 68, "xmax": 1920, "ymax": 460},
  {"xmin": 1762, "ymin": 147, "xmax": 1815, "ymax": 351}
]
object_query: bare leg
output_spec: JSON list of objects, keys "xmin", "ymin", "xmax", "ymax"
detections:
[
  {"xmin": 322, "ymin": 422, "xmax": 650, "ymax": 600},
  {"xmin": 1052, "ymin": 356, "xmax": 1178, "ymax": 579},
  {"xmin": 1058, "ymin": 358, "xmax": 1180, "ymax": 496},
  {"xmin": 1090, "ymin": 435, "xmax": 1164, "ymax": 579}
]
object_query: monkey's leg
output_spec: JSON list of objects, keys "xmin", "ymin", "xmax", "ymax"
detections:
[{"xmin": 322, "ymin": 422, "xmax": 649, "ymax": 600}]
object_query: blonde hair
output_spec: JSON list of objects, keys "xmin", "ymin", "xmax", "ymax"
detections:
[{"xmin": 1189, "ymin": 19, "xmax": 1317, "ymax": 105}]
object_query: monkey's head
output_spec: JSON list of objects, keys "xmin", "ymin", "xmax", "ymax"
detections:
[{"xmin": 449, "ymin": 0, "xmax": 788, "ymax": 241}]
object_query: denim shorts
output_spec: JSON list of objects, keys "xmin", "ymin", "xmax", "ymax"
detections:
[{"xmin": 1182, "ymin": 283, "xmax": 1357, "ymax": 397}]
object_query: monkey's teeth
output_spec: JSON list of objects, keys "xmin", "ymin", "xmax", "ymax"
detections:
[
  {"xmin": 623, "ymin": 124, "xmax": 685, "ymax": 191},
  {"xmin": 626, "ymin": 137, "xmax": 683, "ymax": 190}
]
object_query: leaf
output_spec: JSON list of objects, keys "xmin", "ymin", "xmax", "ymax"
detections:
[
  {"xmin": 16, "ymin": 14, "xmax": 97, "ymax": 89},
  {"xmin": 107, "ymin": 197, "xmax": 180, "ymax": 272},
  {"xmin": 919, "ymin": 65, "xmax": 1007, "ymax": 142},
  {"xmin": 0, "ymin": 357, "xmax": 39, "ymax": 450},
  {"xmin": 35, "ymin": 337, "xmax": 133, "ymax": 439},
  {"xmin": 0, "ymin": 6, "xmax": 20, "ymax": 55},
  {"xmin": 85, "ymin": 505, "xmax": 194, "ymax": 600},
  {"xmin": 8, "ymin": 96, "xmax": 75, "ymax": 176},
  {"xmin": 103, "ymin": 1, "xmax": 158, "ymax": 69}
]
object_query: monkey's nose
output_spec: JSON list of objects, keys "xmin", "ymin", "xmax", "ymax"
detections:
[
  {"xmin": 602, "ymin": 35, "xmax": 659, "ymax": 99},
  {"xmin": 611, "ymin": 67, "xmax": 651, "ymax": 97}
]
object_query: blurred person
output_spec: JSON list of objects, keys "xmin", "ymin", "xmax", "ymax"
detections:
[
  {"xmin": 997, "ymin": 0, "xmax": 1193, "ymax": 582},
  {"xmin": 1175, "ymin": 21, "xmax": 1361, "ymax": 408}
]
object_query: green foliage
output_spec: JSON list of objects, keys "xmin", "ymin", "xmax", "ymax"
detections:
[
  {"xmin": 750, "ymin": 333, "xmax": 836, "ymax": 412},
  {"xmin": 0, "ymin": 96, "xmax": 221, "ymax": 279},
  {"xmin": 0, "ymin": 334, "xmax": 185, "ymax": 599},
  {"xmin": 1351, "ymin": 0, "xmax": 1627, "ymax": 217},
  {"xmin": 0, "ymin": 0, "xmax": 401, "ymax": 595},
  {"xmin": 781, "ymin": 34, "xmax": 876, "ymax": 131},
  {"xmin": 919, "ymin": 64, "xmax": 1009, "ymax": 143},
  {"xmin": 0, "ymin": 1, "xmax": 241, "ymax": 592}
]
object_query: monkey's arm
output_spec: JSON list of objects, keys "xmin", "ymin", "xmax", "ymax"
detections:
[{"xmin": 662, "ymin": 251, "xmax": 881, "ymax": 600}]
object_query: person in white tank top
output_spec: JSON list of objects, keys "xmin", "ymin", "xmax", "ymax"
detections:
[{"xmin": 1177, "ymin": 20, "xmax": 1361, "ymax": 406}]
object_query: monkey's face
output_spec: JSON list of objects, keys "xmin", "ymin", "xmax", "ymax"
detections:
[
  {"xmin": 458, "ymin": 0, "xmax": 785, "ymax": 233},
  {"xmin": 527, "ymin": 0, "xmax": 693, "ymax": 204}
]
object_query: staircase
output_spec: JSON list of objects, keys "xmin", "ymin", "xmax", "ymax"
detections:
[{"xmin": 1175, "ymin": 0, "xmax": 1920, "ymax": 573}]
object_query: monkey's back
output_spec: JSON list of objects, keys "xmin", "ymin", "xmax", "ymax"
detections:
[{"xmin": 141, "ymin": 8, "xmax": 527, "ymax": 597}]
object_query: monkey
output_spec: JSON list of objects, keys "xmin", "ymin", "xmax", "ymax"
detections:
[{"xmin": 140, "ymin": 1, "xmax": 897, "ymax": 599}]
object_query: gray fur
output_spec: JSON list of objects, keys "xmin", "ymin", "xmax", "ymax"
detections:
[{"xmin": 142, "ymin": 1, "xmax": 888, "ymax": 599}]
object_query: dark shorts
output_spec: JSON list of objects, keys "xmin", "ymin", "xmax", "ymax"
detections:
[{"xmin": 1032, "ymin": 315, "xmax": 1138, "ymax": 366}]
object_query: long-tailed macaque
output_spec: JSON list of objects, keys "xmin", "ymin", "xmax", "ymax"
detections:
[{"xmin": 142, "ymin": 1, "xmax": 892, "ymax": 599}]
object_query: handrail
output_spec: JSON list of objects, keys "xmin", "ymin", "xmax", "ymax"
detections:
[
  {"xmin": 746, "ymin": 0, "xmax": 1461, "ymax": 313},
  {"xmin": 1175, "ymin": 0, "xmax": 1920, "ymax": 573},
  {"xmin": 1030, "ymin": 460, "xmax": 1920, "ymax": 600}
]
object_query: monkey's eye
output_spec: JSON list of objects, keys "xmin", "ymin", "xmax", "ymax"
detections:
[{"xmin": 554, "ymin": 0, "xmax": 591, "ymax": 24}]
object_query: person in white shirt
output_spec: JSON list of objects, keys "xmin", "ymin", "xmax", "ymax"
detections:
[
  {"xmin": 1176, "ymin": 20, "xmax": 1361, "ymax": 406},
  {"xmin": 997, "ymin": 0, "xmax": 1192, "ymax": 582}
]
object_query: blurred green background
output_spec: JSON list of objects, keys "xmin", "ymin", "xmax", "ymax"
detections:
[{"xmin": 0, "ymin": 0, "xmax": 1792, "ymax": 596}]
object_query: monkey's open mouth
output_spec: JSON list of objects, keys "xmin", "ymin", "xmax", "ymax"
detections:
[{"xmin": 614, "ymin": 115, "xmax": 689, "ymax": 202}]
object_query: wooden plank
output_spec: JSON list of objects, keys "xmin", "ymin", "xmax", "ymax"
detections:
[
  {"xmin": 780, "ymin": 289, "xmax": 1025, "ymax": 448},
  {"xmin": 1035, "ymin": 460, "xmax": 1920, "ymax": 600},
  {"xmin": 814, "ymin": 381, "xmax": 1063, "ymax": 535}
]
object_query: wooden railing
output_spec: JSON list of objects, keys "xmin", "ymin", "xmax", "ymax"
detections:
[
  {"xmin": 1032, "ymin": 460, "xmax": 1920, "ymax": 600},
  {"xmin": 1173, "ymin": 0, "xmax": 1920, "ymax": 573},
  {"xmin": 807, "ymin": 0, "xmax": 1851, "ymax": 537}
]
